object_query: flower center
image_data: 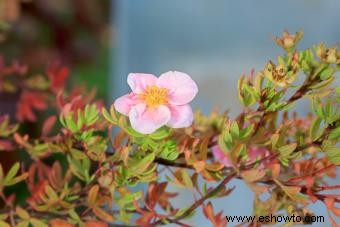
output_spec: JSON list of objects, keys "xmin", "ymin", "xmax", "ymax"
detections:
[{"xmin": 139, "ymin": 85, "xmax": 168, "ymax": 108}]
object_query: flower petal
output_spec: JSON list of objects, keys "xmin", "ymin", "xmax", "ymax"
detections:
[
  {"xmin": 167, "ymin": 105, "xmax": 193, "ymax": 128},
  {"xmin": 157, "ymin": 71, "xmax": 198, "ymax": 105},
  {"xmin": 114, "ymin": 93, "xmax": 140, "ymax": 115},
  {"xmin": 127, "ymin": 73, "xmax": 157, "ymax": 94},
  {"xmin": 212, "ymin": 145, "xmax": 233, "ymax": 167},
  {"xmin": 129, "ymin": 103, "xmax": 171, "ymax": 134}
]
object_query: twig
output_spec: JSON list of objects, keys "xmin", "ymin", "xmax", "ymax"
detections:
[
  {"xmin": 150, "ymin": 171, "xmax": 237, "ymax": 226},
  {"xmin": 154, "ymin": 158, "xmax": 193, "ymax": 169}
]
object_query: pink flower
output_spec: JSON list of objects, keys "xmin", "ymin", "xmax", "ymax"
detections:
[
  {"xmin": 114, "ymin": 71, "xmax": 198, "ymax": 134},
  {"xmin": 212, "ymin": 145, "xmax": 234, "ymax": 167},
  {"xmin": 212, "ymin": 145, "xmax": 270, "ymax": 168}
]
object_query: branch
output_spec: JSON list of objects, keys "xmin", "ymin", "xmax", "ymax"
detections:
[
  {"xmin": 251, "ymin": 75, "xmax": 316, "ymax": 138},
  {"xmin": 154, "ymin": 158, "xmax": 193, "ymax": 169},
  {"xmin": 151, "ymin": 171, "xmax": 237, "ymax": 226}
]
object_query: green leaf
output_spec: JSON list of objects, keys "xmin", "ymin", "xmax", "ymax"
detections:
[
  {"xmin": 271, "ymin": 134, "xmax": 280, "ymax": 149},
  {"xmin": 67, "ymin": 156, "xmax": 92, "ymax": 183},
  {"xmin": 102, "ymin": 107, "xmax": 117, "ymax": 124},
  {"xmin": 274, "ymin": 179, "xmax": 305, "ymax": 202},
  {"xmin": 309, "ymin": 117, "xmax": 323, "ymax": 141},
  {"xmin": 30, "ymin": 219, "xmax": 48, "ymax": 227},
  {"xmin": 78, "ymin": 110, "xmax": 85, "ymax": 130},
  {"xmin": 319, "ymin": 67, "xmax": 334, "ymax": 80},
  {"xmin": 277, "ymin": 55, "xmax": 285, "ymax": 65},
  {"xmin": 68, "ymin": 209, "xmax": 81, "ymax": 221},
  {"xmin": 45, "ymin": 185, "xmax": 58, "ymax": 200},
  {"xmin": 239, "ymin": 124, "xmax": 254, "ymax": 140},
  {"xmin": 149, "ymin": 127, "xmax": 170, "ymax": 140},
  {"xmin": 230, "ymin": 122, "xmax": 239, "ymax": 138},
  {"xmin": 120, "ymin": 191, "xmax": 142, "ymax": 206},
  {"xmin": 159, "ymin": 141, "xmax": 179, "ymax": 161},
  {"xmin": 278, "ymin": 143, "xmax": 297, "ymax": 157},
  {"xmin": 129, "ymin": 153, "xmax": 155, "ymax": 174},
  {"xmin": 336, "ymin": 87, "xmax": 340, "ymax": 94},
  {"xmin": 182, "ymin": 171, "xmax": 193, "ymax": 189},
  {"xmin": 3, "ymin": 162, "xmax": 20, "ymax": 185},
  {"xmin": 0, "ymin": 221, "xmax": 10, "ymax": 227},
  {"xmin": 224, "ymin": 132, "xmax": 233, "ymax": 150},
  {"xmin": 70, "ymin": 149, "xmax": 87, "ymax": 159},
  {"xmin": 84, "ymin": 104, "xmax": 99, "ymax": 126},
  {"xmin": 16, "ymin": 221, "xmax": 30, "ymax": 227},
  {"xmin": 9, "ymin": 173, "xmax": 28, "ymax": 186},
  {"xmin": 125, "ymin": 126, "xmax": 145, "ymax": 138},
  {"xmin": 325, "ymin": 147, "xmax": 340, "ymax": 165},
  {"xmin": 244, "ymin": 84, "xmax": 259, "ymax": 100},
  {"xmin": 16, "ymin": 206, "xmax": 30, "ymax": 220},
  {"xmin": 329, "ymin": 126, "xmax": 340, "ymax": 140},
  {"xmin": 65, "ymin": 114, "xmax": 78, "ymax": 133},
  {"xmin": 309, "ymin": 76, "xmax": 334, "ymax": 89},
  {"xmin": 218, "ymin": 135, "xmax": 229, "ymax": 152}
]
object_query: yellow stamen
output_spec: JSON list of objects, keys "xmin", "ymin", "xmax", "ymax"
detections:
[{"xmin": 139, "ymin": 85, "xmax": 168, "ymax": 108}]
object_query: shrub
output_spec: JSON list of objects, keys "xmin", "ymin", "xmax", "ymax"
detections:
[{"xmin": 0, "ymin": 31, "xmax": 339, "ymax": 226}]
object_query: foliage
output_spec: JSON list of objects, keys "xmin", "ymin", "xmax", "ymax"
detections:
[{"xmin": 0, "ymin": 30, "xmax": 339, "ymax": 227}]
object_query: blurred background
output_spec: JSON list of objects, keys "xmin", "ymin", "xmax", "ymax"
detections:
[{"xmin": 1, "ymin": 0, "xmax": 340, "ymax": 226}]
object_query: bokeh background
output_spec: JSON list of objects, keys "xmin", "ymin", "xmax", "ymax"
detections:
[{"xmin": 1, "ymin": 0, "xmax": 339, "ymax": 226}]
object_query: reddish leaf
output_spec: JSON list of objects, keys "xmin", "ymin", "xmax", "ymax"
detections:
[
  {"xmin": 324, "ymin": 198, "xmax": 340, "ymax": 217},
  {"xmin": 0, "ymin": 139, "xmax": 14, "ymax": 151},
  {"xmin": 27, "ymin": 180, "xmax": 49, "ymax": 207},
  {"xmin": 147, "ymin": 182, "xmax": 167, "ymax": 209},
  {"xmin": 16, "ymin": 91, "xmax": 47, "ymax": 122},
  {"xmin": 42, "ymin": 116, "xmax": 56, "ymax": 136},
  {"xmin": 135, "ymin": 211, "xmax": 154, "ymax": 227},
  {"xmin": 202, "ymin": 202, "xmax": 227, "ymax": 227},
  {"xmin": 13, "ymin": 133, "xmax": 29, "ymax": 147},
  {"xmin": 4, "ymin": 194, "xmax": 16, "ymax": 207},
  {"xmin": 47, "ymin": 63, "xmax": 69, "ymax": 93}
]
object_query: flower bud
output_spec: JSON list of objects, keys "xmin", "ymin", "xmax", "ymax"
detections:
[
  {"xmin": 316, "ymin": 43, "xmax": 339, "ymax": 64},
  {"xmin": 98, "ymin": 172, "xmax": 114, "ymax": 188},
  {"xmin": 274, "ymin": 30, "xmax": 303, "ymax": 51}
]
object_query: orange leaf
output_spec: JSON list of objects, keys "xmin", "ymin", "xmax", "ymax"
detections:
[
  {"xmin": 93, "ymin": 207, "xmax": 114, "ymax": 222},
  {"xmin": 84, "ymin": 220, "xmax": 108, "ymax": 227},
  {"xmin": 205, "ymin": 163, "xmax": 224, "ymax": 172},
  {"xmin": 202, "ymin": 202, "xmax": 227, "ymax": 227},
  {"xmin": 193, "ymin": 160, "xmax": 206, "ymax": 173},
  {"xmin": 88, "ymin": 185, "xmax": 99, "ymax": 206},
  {"xmin": 325, "ymin": 198, "xmax": 340, "ymax": 217},
  {"xmin": 241, "ymin": 169, "xmax": 265, "ymax": 182},
  {"xmin": 49, "ymin": 219, "xmax": 75, "ymax": 227},
  {"xmin": 270, "ymin": 162, "xmax": 280, "ymax": 178}
]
